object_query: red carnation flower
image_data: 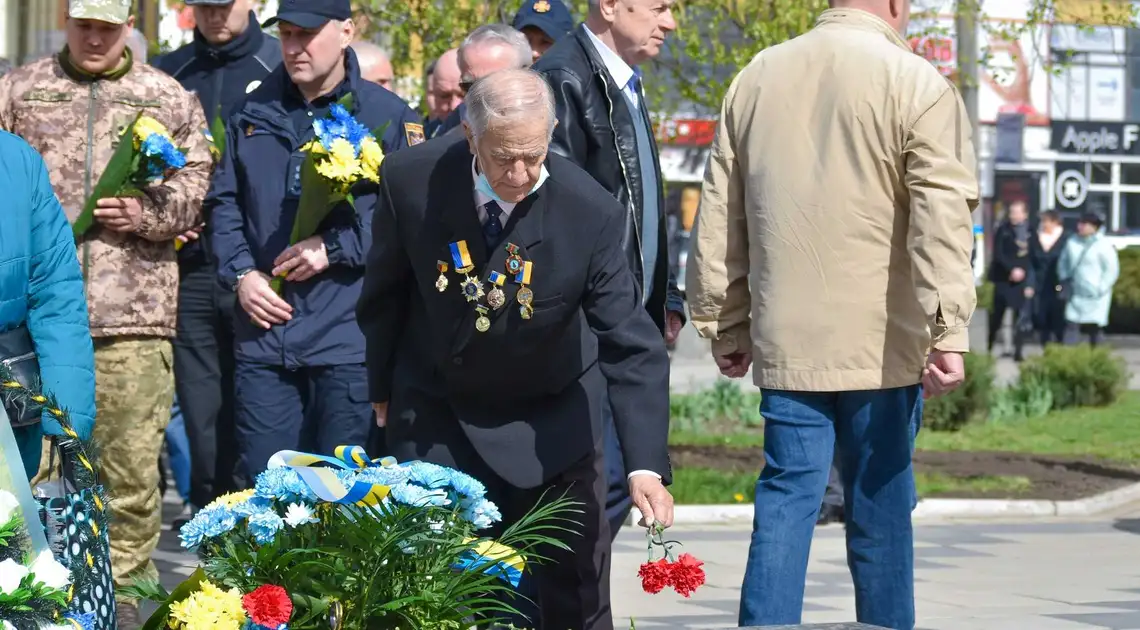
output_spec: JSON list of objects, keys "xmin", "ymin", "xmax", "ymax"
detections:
[
  {"xmin": 242, "ymin": 584, "xmax": 293, "ymax": 627},
  {"xmin": 670, "ymin": 553, "xmax": 706, "ymax": 597},
  {"xmin": 638, "ymin": 559, "xmax": 672, "ymax": 594}
]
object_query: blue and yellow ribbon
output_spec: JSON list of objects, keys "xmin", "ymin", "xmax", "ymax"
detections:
[
  {"xmin": 488, "ymin": 271, "xmax": 506, "ymax": 287},
  {"xmin": 450, "ymin": 240, "xmax": 474, "ymax": 273},
  {"xmin": 454, "ymin": 538, "xmax": 526, "ymax": 587},
  {"xmin": 514, "ymin": 260, "xmax": 533, "ymax": 285},
  {"xmin": 267, "ymin": 446, "xmax": 398, "ymax": 507}
]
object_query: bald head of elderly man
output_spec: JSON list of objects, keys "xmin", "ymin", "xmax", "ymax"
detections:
[{"xmin": 351, "ymin": 40, "xmax": 393, "ymax": 90}]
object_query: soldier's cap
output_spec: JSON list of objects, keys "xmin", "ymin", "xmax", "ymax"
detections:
[
  {"xmin": 512, "ymin": 0, "xmax": 574, "ymax": 43},
  {"xmin": 68, "ymin": 0, "xmax": 132, "ymax": 25},
  {"xmin": 263, "ymin": 0, "xmax": 352, "ymax": 30},
  {"xmin": 184, "ymin": 0, "xmax": 235, "ymax": 5}
]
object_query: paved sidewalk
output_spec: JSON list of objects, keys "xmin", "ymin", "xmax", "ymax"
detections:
[{"xmin": 155, "ymin": 496, "xmax": 1140, "ymax": 629}]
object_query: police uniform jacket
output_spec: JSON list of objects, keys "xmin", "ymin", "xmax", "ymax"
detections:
[
  {"xmin": 207, "ymin": 48, "xmax": 424, "ymax": 368},
  {"xmin": 154, "ymin": 14, "xmax": 283, "ymax": 265}
]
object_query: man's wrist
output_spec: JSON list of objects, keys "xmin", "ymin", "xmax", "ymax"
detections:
[
  {"xmin": 627, "ymin": 470, "xmax": 662, "ymax": 481},
  {"xmin": 233, "ymin": 267, "xmax": 257, "ymax": 291}
]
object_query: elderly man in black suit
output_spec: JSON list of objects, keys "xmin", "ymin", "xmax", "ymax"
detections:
[{"xmin": 358, "ymin": 67, "xmax": 674, "ymax": 630}]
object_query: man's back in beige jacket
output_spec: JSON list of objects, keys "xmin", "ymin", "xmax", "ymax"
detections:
[{"xmin": 685, "ymin": 2, "xmax": 978, "ymax": 628}]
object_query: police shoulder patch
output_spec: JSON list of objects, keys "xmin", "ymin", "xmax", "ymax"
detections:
[{"xmin": 405, "ymin": 122, "xmax": 425, "ymax": 146}]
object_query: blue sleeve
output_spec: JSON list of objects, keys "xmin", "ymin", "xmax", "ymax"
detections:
[
  {"xmin": 24, "ymin": 144, "xmax": 96, "ymax": 439},
  {"xmin": 206, "ymin": 121, "xmax": 258, "ymax": 288},
  {"xmin": 380, "ymin": 104, "xmax": 425, "ymax": 153}
]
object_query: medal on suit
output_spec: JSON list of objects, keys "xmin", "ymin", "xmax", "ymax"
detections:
[
  {"xmin": 516, "ymin": 261, "xmax": 534, "ymax": 320},
  {"xmin": 475, "ymin": 305, "xmax": 491, "ymax": 332},
  {"xmin": 487, "ymin": 271, "xmax": 507, "ymax": 310},
  {"xmin": 449, "ymin": 240, "xmax": 476, "ymax": 275},
  {"xmin": 460, "ymin": 277, "xmax": 485, "ymax": 302},
  {"xmin": 504, "ymin": 243, "xmax": 524, "ymax": 277},
  {"xmin": 435, "ymin": 261, "xmax": 449, "ymax": 292}
]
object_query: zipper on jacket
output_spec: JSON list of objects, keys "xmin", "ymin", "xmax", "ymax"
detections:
[
  {"xmin": 598, "ymin": 70, "xmax": 644, "ymax": 280},
  {"xmin": 0, "ymin": 352, "xmax": 35, "ymax": 367},
  {"xmin": 81, "ymin": 82, "xmax": 99, "ymax": 284}
]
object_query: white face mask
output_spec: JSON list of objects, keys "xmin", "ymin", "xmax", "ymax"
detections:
[{"xmin": 475, "ymin": 163, "xmax": 550, "ymax": 204}]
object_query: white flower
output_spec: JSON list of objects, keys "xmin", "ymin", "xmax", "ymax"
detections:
[
  {"xmin": 28, "ymin": 550, "xmax": 71, "ymax": 591},
  {"xmin": 4, "ymin": 620, "xmax": 16, "ymax": 630},
  {"xmin": 0, "ymin": 490, "xmax": 20, "ymax": 525},
  {"xmin": 0, "ymin": 558, "xmax": 29, "ymax": 594},
  {"xmin": 283, "ymin": 503, "xmax": 317, "ymax": 527}
]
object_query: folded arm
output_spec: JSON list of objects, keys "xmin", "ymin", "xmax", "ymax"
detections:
[
  {"xmin": 904, "ymin": 85, "xmax": 979, "ymax": 353},
  {"xmin": 135, "ymin": 90, "xmax": 212, "ymax": 242}
]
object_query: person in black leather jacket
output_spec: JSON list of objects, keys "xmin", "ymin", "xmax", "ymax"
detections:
[
  {"xmin": 153, "ymin": 0, "xmax": 283, "ymax": 513},
  {"xmin": 532, "ymin": 0, "xmax": 683, "ymax": 542}
]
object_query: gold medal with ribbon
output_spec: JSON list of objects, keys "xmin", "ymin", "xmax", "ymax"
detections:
[
  {"xmin": 435, "ymin": 260, "xmax": 449, "ymax": 292},
  {"xmin": 475, "ymin": 304, "xmax": 491, "ymax": 332},
  {"xmin": 487, "ymin": 271, "xmax": 507, "ymax": 310},
  {"xmin": 515, "ymin": 261, "xmax": 534, "ymax": 320},
  {"xmin": 449, "ymin": 240, "xmax": 475, "ymax": 274}
]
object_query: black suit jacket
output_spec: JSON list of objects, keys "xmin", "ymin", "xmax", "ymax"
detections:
[{"xmin": 357, "ymin": 138, "xmax": 672, "ymax": 489}]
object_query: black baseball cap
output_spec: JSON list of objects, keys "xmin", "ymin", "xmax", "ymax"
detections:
[
  {"xmin": 263, "ymin": 0, "xmax": 351, "ymax": 29},
  {"xmin": 512, "ymin": 0, "xmax": 573, "ymax": 42}
]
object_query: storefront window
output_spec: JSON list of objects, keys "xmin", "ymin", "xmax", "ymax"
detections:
[
  {"xmin": 1120, "ymin": 193, "xmax": 1140, "ymax": 232},
  {"xmin": 1123, "ymin": 162, "xmax": 1140, "ymax": 185},
  {"xmin": 1091, "ymin": 161, "xmax": 1113, "ymax": 184}
]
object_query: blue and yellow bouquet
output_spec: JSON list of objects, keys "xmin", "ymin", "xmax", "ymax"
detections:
[
  {"xmin": 125, "ymin": 447, "xmax": 578, "ymax": 630},
  {"xmin": 72, "ymin": 114, "xmax": 189, "ymax": 239},
  {"xmin": 270, "ymin": 99, "xmax": 385, "ymax": 294}
]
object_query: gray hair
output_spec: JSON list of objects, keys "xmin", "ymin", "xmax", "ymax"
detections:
[
  {"xmin": 127, "ymin": 28, "xmax": 148, "ymax": 63},
  {"xmin": 465, "ymin": 68, "xmax": 556, "ymax": 139},
  {"xmin": 458, "ymin": 24, "xmax": 532, "ymax": 77}
]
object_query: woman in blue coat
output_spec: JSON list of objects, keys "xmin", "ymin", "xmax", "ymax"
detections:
[
  {"xmin": 1058, "ymin": 212, "xmax": 1121, "ymax": 346},
  {"xmin": 0, "ymin": 131, "xmax": 96, "ymax": 478}
]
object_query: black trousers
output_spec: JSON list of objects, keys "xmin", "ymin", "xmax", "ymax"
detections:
[
  {"xmin": 1037, "ymin": 294, "xmax": 1068, "ymax": 345},
  {"xmin": 987, "ymin": 282, "xmax": 1028, "ymax": 358},
  {"xmin": 233, "ymin": 361, "xmax": 373, "ymax": 482},
  {"xmin": 1065, "ymin": 322, "xmax": 1103, "ymax": 346},
  {"xmin": 173, "ymin": 261, "xmax": 240, "ymax": 508}
]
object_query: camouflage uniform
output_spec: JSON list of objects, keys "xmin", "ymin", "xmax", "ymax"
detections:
[{"xmin": 0, "ymin": 0, "xmax": 212, "ymax": 600}]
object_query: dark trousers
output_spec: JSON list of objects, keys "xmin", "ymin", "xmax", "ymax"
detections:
[
  {"xmin": 1036, "ymin": 294, "xmax": 1067, "ymax": 345},
  {"xmin": 1065, "ymin": 322, "xmax": 1103, "ymax": 346},
  {"xmin": 602, "ymin": 399, "xmax": 632, "ymax": 539},
  {"xmin": 173, "ymin": 262, "xmax": 240, "ymax": 508},
  {"xmin": 987, "ymin": 282, "xmax": 1027, "ymax": 359},
  {"xmin": 233, "ymin": 361, "xmax": 373, "ymax": 482}
]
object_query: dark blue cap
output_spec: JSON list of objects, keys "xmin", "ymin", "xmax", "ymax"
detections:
[
  {"xmin": 512, "ymin": 0, "xmax": 573, "ymax": 42},
  {"xmin": 263, "ymin": 0, "xmax": 351, "ymax": 29}
]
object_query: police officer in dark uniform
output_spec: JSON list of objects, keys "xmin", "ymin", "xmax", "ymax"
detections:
[
  {"xmin": 154, "ymin": 0, "xmax": 283, "ymax": 514},
  {"xmin": 206, "ymin": 0, "xmax": 424, "ymax": 481}
]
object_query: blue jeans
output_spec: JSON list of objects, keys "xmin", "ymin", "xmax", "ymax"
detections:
[
  {"xmin": 739, "ymin": 385, "xmax": 921, "ymax": 630},
  {"xmin": 165, "ymin": 396, "xmax": 192, "ymax": 504}
]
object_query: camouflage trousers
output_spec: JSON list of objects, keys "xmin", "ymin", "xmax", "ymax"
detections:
[{"xmin": 38, "ymin": 337, "xmax": 175, "ymax": 602}]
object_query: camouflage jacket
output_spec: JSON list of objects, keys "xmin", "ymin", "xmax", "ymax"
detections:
[{"xmin": 0, "ymin": 53, "xmax": 211, "ymax": 338}]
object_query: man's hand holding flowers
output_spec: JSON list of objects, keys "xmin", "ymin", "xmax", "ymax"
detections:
[
  {"xmin": 93, "ymin": 197, "xmax": 144, "ymax": 233},
  {"xmin": 271, "ymin": 235, "xmax": 330, "ymax": 283}
]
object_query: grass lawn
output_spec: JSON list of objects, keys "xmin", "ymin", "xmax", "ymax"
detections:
[{"xmin": 669, "ymin": 468, "xmax": 1033, "ymax": 505}]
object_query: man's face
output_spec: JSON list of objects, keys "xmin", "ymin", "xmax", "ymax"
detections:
[
  {"xmin": 606, "ymin": 0, "xmax": 676, "ymax": 65},
  {"xmin": 466, "ymin": 117, "xmax": 549, "ymax": 204},
  {"xmin": 194, "ymin": 0, "xmax": 252, "ymax": 45},
  {"xmin": 430, "ymin": 68, "xmax": 463, "ymax": 121},
  {"xmin": 66, "ymin": 17, "xmax": 134, "ymax": 75},
  {"xmin": 280, "ymin": 20, "xmax": 352, "ymax": 88},
  {"xmin": 460, "ymin": 43, "xmax": 524, "ymax": 87},
  {"xmin": 362, "ymin": 55, "xmax": 393, "ymax": 90},
  {"xmin": 521, "ymin": 26, "xmax": 555, "ymax": 62},
  {"xmin": 1009, "ymin": 202, "xmax": 1028, "ymax": 225}
]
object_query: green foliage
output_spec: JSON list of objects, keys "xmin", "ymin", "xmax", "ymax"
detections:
[
  {"xmin": 670, "ymin": 379, "xmax": 762, "ymax": 433},
  {"xmin": 1017, "ymin": 344, "xmax": 1131, "ymax": 409},
  {"xmin": 989, "ymin": 375, "xmax": 1053, "ymax": 422},
  {"xmin": 1112, "ymin": 247, "xmax": 1140, "ymax": 310},
  {"xmin": 976, "ymin": 281, "xmax": 994, "ymax": 312},
  {"xmin": 921, "ymin": 352, "xmax": 996, "ymax": 431}
]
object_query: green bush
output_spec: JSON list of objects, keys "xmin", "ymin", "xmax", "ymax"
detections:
[
  {"xmin": 1017, "ymin": 344, "xmax": 1130, "ymax": 409},
  {"xmin": 989, "ymin": 376, "xmax": 1054, "ymax": 422},
  {"xmin": 976, "ymin": 281, "xmax": 994, "ymax": 312},
  {"xmin": 1113, "ymin": 247, "xmax": 1140, "ymax": 310},
  {"xmin": 922, "ymin": 352, "xmax": 996, "ymax": 431},
  {"xmin": 670, "ymin": 379, "xmax": 763, "ymax": 432}
]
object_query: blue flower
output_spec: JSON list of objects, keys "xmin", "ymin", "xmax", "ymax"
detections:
[
  {"xmin": 179, "ymin": 505, "xmax": 238, "ymax": 550},
  {"xmin": 255, "ymin": 468, "xmax": 318, "ymax": 503},
  {"xmin": 405, "ymin": 461, "xmax": 454, "ymax": 489},
  {"xmin": 446, "ymin": 469, "xmax": 487, "ymax": 501},
  {"xmin": 231, "ymin": 496, "xmax": 273, "ymax": 518},
  {"xmin": 459, "ymin": 498, "xmax": 502, "ymax": 530},
  {"xmin": 247, "ymin": 510, "xmax": 285, "ymax": 545},
  {"xmin": 355, "ymin": 464, "xmax": 412, "ymax": 487},
  {"xmin": 64, "ymin": 612, "xmax": 96, "ymax": 630},
  {"xmin": 389, "ymin": 482, "xmax": 451, "ymax": 508}
]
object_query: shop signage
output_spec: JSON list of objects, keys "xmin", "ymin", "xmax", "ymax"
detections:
[
  {"xmin": 1051, "ymin": 121, "xmax": 1140, "ymax": 154},
  {"xmin": 1055, "ymin": 169, "xmax": 1089, "ymax": 209}
]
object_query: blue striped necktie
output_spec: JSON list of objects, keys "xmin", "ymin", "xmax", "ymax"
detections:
[{"xmin": 483, "ymin": 201, "xmax": 504, "ymax": 251}]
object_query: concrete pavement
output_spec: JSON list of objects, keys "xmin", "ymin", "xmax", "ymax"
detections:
[{"xmin": 154, "ymin": 495, "xmax": 1140, "ymax": 629}]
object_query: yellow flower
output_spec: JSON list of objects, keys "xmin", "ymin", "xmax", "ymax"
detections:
[
  {"xmin": 733, "ymin": 493, "xmax": 745, "ymax": 503},
  {"xmin": 133, "ymin": 115, "xmax": 171, "ymax": 148},
  {"xmin": 206, "ymin": 489, "xmax": 256, "ymax": 510},
  {"xmin": 168, "ymin": 580, "xmax": 246, "ymax": 630},
  {"xmin": 315, "ymin": 138, "xmax": 361, "ymax": 184},
  {"xmin": 301, "ymin": 139, "xmax": 328, "ymax": 155},
  {"xmin": 359, "ymin": 136, "xmax": 384, "ymax": 183}
]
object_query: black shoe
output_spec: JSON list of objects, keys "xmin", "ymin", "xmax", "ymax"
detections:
[
  {"xmin": 118, "ymin": 602, "xmax": 142, "ymax": 630},
  {"xmin": 817, "ymin": 504, "xmax": 845, "ymax": 526}
]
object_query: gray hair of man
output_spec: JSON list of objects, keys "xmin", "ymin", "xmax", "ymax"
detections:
[
  {"xmin": 458, "ymin": 24, "xmax": 532, "ymax": 79},
  {"xmin": 464, "ymin": 68, "xmax": 556, "ymax": 141}
]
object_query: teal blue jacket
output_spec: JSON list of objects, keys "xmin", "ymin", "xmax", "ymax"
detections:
[
  {"xmin": 1058, "ymin": 233, "xmax": 1121, "ymax": 328},
  {"xmin": 0, "ymin": 131, "xmax": 96, "ymax": 477}
]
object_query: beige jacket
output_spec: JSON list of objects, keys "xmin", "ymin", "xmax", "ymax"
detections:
[{"xmin": 686, "ymin": 9, "xmax": 978, "ymax": 392}]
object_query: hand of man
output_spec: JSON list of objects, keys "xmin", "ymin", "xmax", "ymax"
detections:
[
  {"xmin": 176, "ymin": 223, "xmax": 205, "ymax": 244},
  {"xmin": 664, "ymin": 311, "xmax": 684, "ymax": 345},
  {"xmin": 373, "ymin": 402, "xmax": 388, "ymax": 428},
  {"xmin": 93, "ymin": 197, "xmax": 145, "ymax": 233},
  {"xmin": 629, "ymin": 475, "xmax": 674, "ymax": 529},
  {"xmin": 1024, "ymin": 286, "xmax": 1035, "ymax": 299},
  {"xmin": 237, "ymin": 271, "xmax": 293, "ymax": 330},
  {"xmin": 1010, "ymin": 267, "xmax": 1026, "ymax": 283},
  {"xmin": 715, "ymin": 350, "xmax": 752, "ymax": 379},
  {"xmin": 922, "ymin": 351, "xmax": 966, "ymax": 399},
  {"xmin": 271, "ymin": 236, "xmax": 330, "ymax": 283}
]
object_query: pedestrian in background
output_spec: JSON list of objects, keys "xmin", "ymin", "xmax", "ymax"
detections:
[
  {"xmin": 1032, "ymin": 209, "xmax": 1069, "ymax": 345},
  {"xmin": 0, "ymin": 1, "xmax": 213, "ymax": 625},
  {"xmin": 685, "ymin": 0, "xmax": 978, "ymax": 626},
  {"xmin": 1058, "ymin": 212, "xmax": 1120, "ymax": 347},
  {"xmin": 987, "ymin": 199, "xmax": 1035, "ymax": 361},
  {"xmin": 513, "ymin": 0, "xmax": 575, "ymax": 62}
]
